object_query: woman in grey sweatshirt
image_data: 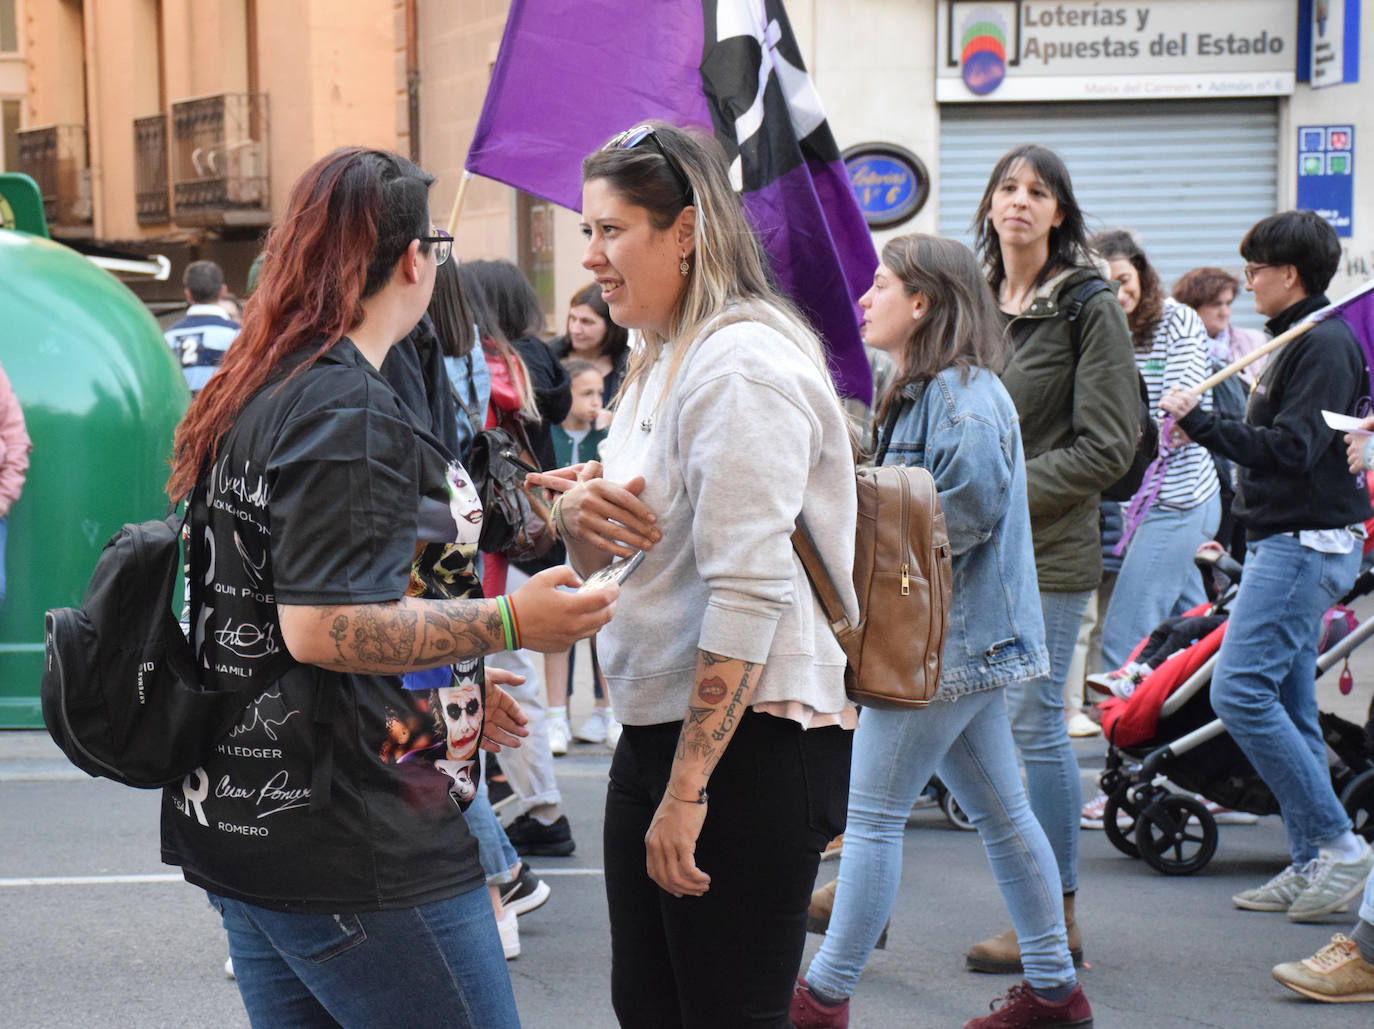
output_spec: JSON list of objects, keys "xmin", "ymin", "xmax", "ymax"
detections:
[{"xmin": 533, "ymin": 121, "xmax": 858, "ymax": 1029}]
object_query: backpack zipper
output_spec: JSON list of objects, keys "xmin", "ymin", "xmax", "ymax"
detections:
[{"xmin": 899, "ymin": 472, "xmax": 911, "ymax": 595}]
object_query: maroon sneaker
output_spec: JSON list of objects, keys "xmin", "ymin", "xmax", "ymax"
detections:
[
  {"xmin": 964, "ymin": 982, "xmax": 1092, "ymax": 1029},
  {"xmin": 789, "ymin": 976, "xmax": 850, "ymax": 1029}
]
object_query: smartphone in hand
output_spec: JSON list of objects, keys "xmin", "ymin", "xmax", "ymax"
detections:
[{"xmin": 578, "ymin": 551, "xmax": 645, "ymax": 592}]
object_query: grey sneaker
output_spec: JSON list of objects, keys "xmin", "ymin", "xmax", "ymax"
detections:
[
  {"xmin": 1288, "ymin": 843, "xmax": 1374, "ymax": 922},
  {"xmin": 1232, "ymin": 863, "xmax": 1309, "ymax": 911}
]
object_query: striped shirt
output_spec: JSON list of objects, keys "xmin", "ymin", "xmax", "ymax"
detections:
[{"xmin": 1136, "ymin": 299, "xmax": 1219, "ymax": 510}]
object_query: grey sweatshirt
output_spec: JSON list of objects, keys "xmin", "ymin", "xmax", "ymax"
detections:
[{"xmin": 598, "ymin": 313, "xmax": 859, "ymax": 726}]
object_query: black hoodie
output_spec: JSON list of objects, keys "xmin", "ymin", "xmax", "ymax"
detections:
[{"xmin": 1178, "ymin": 293, "xmax": 1372, "ymax": 541}]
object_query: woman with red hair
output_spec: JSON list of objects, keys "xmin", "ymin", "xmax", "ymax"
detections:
[{"xmin": 163, "ymin": 147, "xmax": 616, "ymax": 1027}]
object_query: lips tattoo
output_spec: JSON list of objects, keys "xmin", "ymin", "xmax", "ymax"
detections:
[{"xmin": 697, "ymin": 676, "xmax": 728, "ymax": 704}]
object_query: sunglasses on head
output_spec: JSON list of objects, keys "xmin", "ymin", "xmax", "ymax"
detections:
[{"xmin": 608, "ymin": 124, "xmax": 694, "ymax": 206}]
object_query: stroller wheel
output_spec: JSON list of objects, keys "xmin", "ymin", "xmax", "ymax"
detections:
[
  {"xmin": 1341, "ymin": 769, "xmax": 1374, "ymax": 842},
  {"xmin": 1103, "ymin": 791, "xmax": 1143, "ymax": 859},
  {"xmin": 939, "ymin": 789, "xmax": 977, "ymax": 832},
  {"xmin": 1135, "ymin": 794, "xmax": 1218, "ymax": 876}
]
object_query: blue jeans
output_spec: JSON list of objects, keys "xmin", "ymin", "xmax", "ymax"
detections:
[
  {"xmin": 1003, "ymin": 589, "xmax": 1090, "ymax": 894},
  {"xmin": 1361, "ymin": 874, "xmax": 1374, "ymax": 926},
  {"xmin": 1101, "ymin": 493, "xmax": 1221, "ymax": 670},
  {"xmin": 1209, "ymin": 533, "xmax": 1359, "ymax": 864},
  {"xmin": 464, "ymin": 758, "xmax": 520, "ymax": 885},
  {"xmin": 209, "ymin": 887, "xmax": 520, "ymax": 1029},
  {"xmin": 804, "ymin": 690, "xmax": 1074, "ymax": 1000}
]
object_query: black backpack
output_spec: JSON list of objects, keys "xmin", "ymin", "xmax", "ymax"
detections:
[
  {"xmin": 1060, "ymin": 278, "xmax": 1158, "ymax": 503},
  {"xmin": 40, "ymin": 491, "xmax": 270, "ymax": 788}
]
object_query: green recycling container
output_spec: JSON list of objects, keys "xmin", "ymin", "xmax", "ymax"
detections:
[{"xmin": 0, "ymin": 176, "xmax": 189, "ymax": 726}]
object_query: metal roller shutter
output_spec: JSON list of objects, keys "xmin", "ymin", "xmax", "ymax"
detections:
[{"xmin": 938, "ymin": 99, "xmax": 1279, "ymax": 327}]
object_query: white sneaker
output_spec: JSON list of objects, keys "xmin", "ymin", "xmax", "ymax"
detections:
[
  {"xmin": 575, "ymin": 707, "xmax": 611, "ymax": 744},
  {"xmin": 1066, "ymin": 711, "xmax": 1101, "ymax": 738},
  {"xmin": 497, "ymin": 908, "xmax": 521, "ymax": 960},
  {"xmin": 547, "ymin": 714, "xmax": 570, "ymax": 757},
  {"xmin": 224, "ymin": 956, "xmax": 235, "ymax": 980},
  {"xmin": 1198, "ymin": 797, "xmax": 1259, "ymax": 825},
  {"xmin": 1288, "ymin": 842, "xmax": 1374, "ymax": 922},
  {"xmin": 602, "ymin": 711, "xmax": 622, "ymax": 750}
]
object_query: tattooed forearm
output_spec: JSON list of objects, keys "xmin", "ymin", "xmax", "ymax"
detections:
[
  {"xmin": 710, "ymin": 662, "xmax": 754, "ymax": 742},
  {"xmin": 294, "ymin": 597, "xmax": 505, "ymax": 673},
  {"xmin": 668, "ymin": 652, "xmax": 763, "ymax": 793}
]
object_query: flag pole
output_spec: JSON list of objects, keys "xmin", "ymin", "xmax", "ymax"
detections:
[
  {"xmin": 1187, "ymin": 277, "xmax": 1374, "ymax": 396},
  {"xmin": 1187, "ymin": 321, "xmax": 1313, "ymax": 396},
  {"xmin": 446, "ymin": 170, "xmax": 475, "ymax": 236}
]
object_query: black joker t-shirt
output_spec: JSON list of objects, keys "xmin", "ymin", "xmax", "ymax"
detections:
[{"xmin": 160, "ymin": 340, "xmax": 489, "ymax": 913}]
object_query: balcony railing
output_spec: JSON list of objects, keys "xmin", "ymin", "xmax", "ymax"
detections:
[
  {"xmin": 170, "ymin": 93, "xmax": 270, "ymax": 226},
  {"xmin": 133, "ymin": 114, "xmax": 169, "ymax": 225},
  {"xmin": 15, "ymin": 124, "xmax": 91, "ymax": 227}
]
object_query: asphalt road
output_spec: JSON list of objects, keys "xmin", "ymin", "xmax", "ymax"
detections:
[{"xmin": 3, "ymin": 624, "xmax": 1372, "ymax": 1028}]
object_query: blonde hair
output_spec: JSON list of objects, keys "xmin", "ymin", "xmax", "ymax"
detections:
[{"xmin": 581, "ymin": 122, "xmax": 840, "ymax": 413}]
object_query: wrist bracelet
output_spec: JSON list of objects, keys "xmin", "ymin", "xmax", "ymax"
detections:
[
  {"xmin": 666, "ymin": 785, "xmax": 709, "ymax": 805},
  {"xmin": 495, "ymin": 595, "xmax": 521, "ymax": 651},
  {"xmin": 549, "ymin": 494, "xmax": 565, "ymax": 537},
  {"xmin": 552, "ymin": 492, "xmax": 574, "ymax": 539}
]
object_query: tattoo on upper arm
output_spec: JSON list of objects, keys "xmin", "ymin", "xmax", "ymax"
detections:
[{"xmin": 700, "ymin": 651, "xmax": 730, "ymax": 666}]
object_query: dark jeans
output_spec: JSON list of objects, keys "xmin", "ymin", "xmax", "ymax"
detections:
[{"xmin": 604, "ymin": 708, "xmax": 851, "ymax": 1029}]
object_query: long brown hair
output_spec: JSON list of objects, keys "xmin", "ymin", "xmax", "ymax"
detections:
[
  {"xmin": 973, "ymin": 144, "xmax": 1093, "ymax": 298},
  {"xmin": 167, "ymin": 148, "xmax": 435, "ymax": 500},
  {"xmin": 1090, "ymin": 229, "xmax": 1162, "ymax": 352},
  {"xmin": 876, "ymin": 235, "xmax": 1010, "ymax": 420}
]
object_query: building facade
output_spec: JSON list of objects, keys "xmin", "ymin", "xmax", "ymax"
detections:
[
  {"xmin": 8, "ymin": 1, "xmax": 1371, "ymax": 323},
  {"xmin": 429, "ymin": 0, "xmax": 1372, "ymax": 331}
]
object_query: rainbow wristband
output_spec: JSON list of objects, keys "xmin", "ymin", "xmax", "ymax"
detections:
[
  {"xmin": 506, "ymin": 596, "xmax": 522, "ymax": 651},
  {"xmin": 495, "ymin": 595, "xmax": 521, "ymax": 652}
]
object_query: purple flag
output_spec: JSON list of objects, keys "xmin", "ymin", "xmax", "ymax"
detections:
[
  {"xmin": 466, "ymin": 0, "xmax": 875, "ymax": 402},
  {"xmin": 1313, "ymin": 279, "xmax": 1374, "ymax": 395}
]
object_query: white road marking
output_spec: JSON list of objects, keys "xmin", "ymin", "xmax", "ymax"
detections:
[{"xmin": 0, "ymin": 868, "xmax": 607, "ymax": 888}]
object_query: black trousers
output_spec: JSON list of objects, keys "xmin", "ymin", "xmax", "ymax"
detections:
[{"xmin": 604, "ymin": 708, "xmax": 852, "ymax": 1029}]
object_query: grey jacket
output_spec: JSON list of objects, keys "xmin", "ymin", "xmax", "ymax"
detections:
[{"xmin": 597, "ymin": 312, "xmax": 858, "ymax": 725}]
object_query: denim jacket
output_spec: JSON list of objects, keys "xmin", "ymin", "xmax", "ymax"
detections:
[{"xmin": 880, "ymin": 367, "xmax": 1049, "ymax": 699}]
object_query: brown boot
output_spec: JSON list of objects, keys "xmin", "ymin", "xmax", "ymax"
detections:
[
  {"xmin": 806, "ymin": 879, "xmax": 888, "ymax": 949},
  {"xmin": 965, "ymin": 894, "xmax": 1083, "ymax": 973}
]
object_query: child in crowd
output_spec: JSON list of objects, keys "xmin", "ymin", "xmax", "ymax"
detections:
[{"xmin": 544, "ymin": 359, "xmax": 619, "ymax": 753}]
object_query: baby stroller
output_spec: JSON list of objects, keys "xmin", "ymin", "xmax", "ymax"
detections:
[{"xmin": 1091, "ymin": 549, "xmax": 1374, "ymax": 876}]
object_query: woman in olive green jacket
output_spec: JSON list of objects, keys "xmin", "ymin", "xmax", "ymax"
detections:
[{"xmin": 963, "ymin": 143, "xmax": 1137, "ymax": 978}]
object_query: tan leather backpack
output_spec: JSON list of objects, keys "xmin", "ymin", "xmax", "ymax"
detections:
[{"xmin": 793, "ymin": 463, "xmax": 952, "ymax": 710}]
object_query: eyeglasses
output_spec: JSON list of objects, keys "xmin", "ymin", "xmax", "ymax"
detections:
[
  {"xmin": 608, "ymin": 124, "xmax": 694, "ymax": 206},
  {"xmin": 1243, "ymin": 263, "xmax": 1272, "ymax": 283},
  {"xmin": 419, "ymin": 227, "xmax": 453, "ymax": 266}
]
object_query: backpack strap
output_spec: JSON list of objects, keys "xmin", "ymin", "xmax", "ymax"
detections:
[
  {"xmin": 1062, "ymin": 277, "xmax": 1116, "ymax": 358},
  {"xmin": 873, "ymin": 391, "xmax": 916, "ymax": 468},
  {"xmin": 451, "ymin": 353, "xmax": 485, "ymax": 438},
  {"xmin": 791, "ymin": 524, "xmax": 852, "ymax": 636},
  {"xmin": 1009, "ymin": 276, "xmax": 1113, "ymax": 351}
]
